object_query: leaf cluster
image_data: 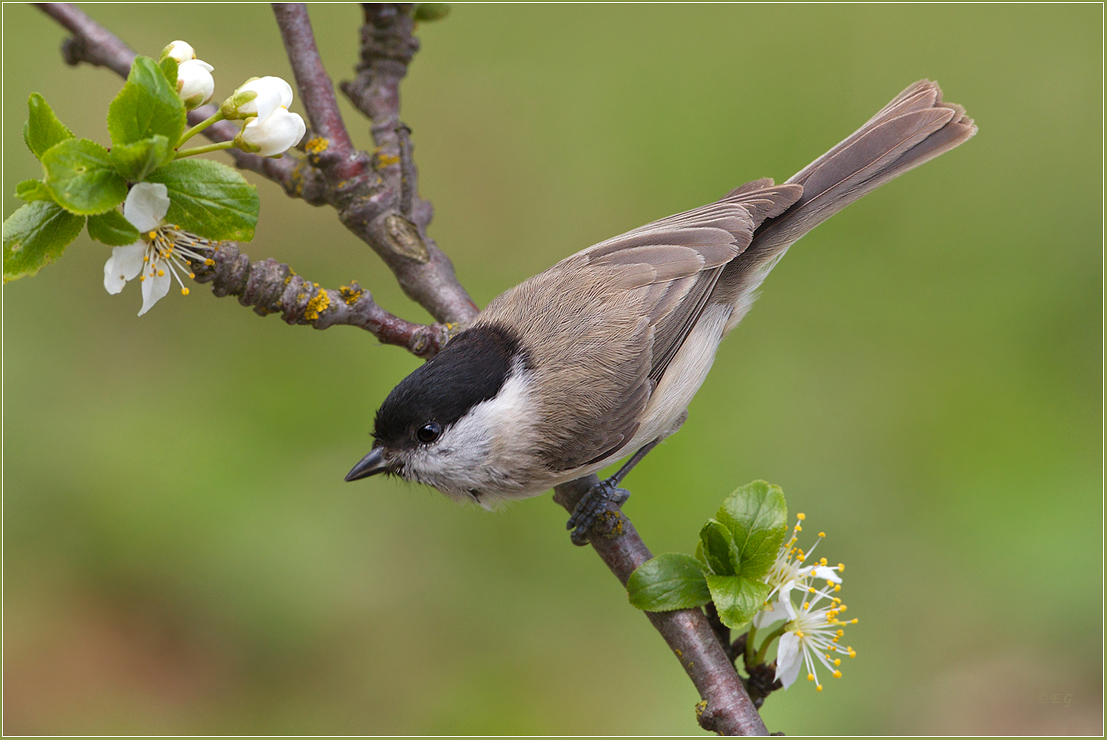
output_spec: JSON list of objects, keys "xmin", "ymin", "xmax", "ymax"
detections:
[
  {"xmin": 627, "ymin": 481, "xmax": 789, "ymax": 628},
  {"xmin": 3, "ymin": 55, "xmax": 259, "ymax": 283}
]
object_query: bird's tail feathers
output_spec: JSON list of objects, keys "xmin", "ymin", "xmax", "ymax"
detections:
[{"xmin": 718, "ymin": 80, "xmax": 976, "ymax": 331}]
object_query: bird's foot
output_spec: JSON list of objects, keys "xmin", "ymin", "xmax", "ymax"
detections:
[{"xmin": 567, "ymin": 478, "xmax": 630, "ymax": 546}]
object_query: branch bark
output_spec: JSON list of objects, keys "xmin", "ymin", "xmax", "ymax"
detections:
[{"xmin": 191, "ymin": 243, "xmax": 453, "ymax": 357}]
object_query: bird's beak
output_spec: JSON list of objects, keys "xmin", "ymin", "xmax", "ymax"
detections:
[{"xmin": 344, "ymin": 446, "xmax": 388, "ymax": 482}]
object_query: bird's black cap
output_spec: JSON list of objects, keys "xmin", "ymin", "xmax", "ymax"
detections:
[{"xmin": 372, "ymin": 323, "xmax": 525, "ymax": 449}]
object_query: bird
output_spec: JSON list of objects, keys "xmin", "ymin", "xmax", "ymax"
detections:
[{"xmin": 345, "ymin": 80, "xmax": 976, "ymax": 542}]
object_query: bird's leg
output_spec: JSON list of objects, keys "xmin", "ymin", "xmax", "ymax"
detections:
[{"xmin": 567, "ymin": 439, "xmax": 660, "ymax": 545}]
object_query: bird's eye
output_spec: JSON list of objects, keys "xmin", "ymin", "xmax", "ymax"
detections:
[{"xmin": 417, "ymin": 421, "xmax": 442, "ymax": 444}]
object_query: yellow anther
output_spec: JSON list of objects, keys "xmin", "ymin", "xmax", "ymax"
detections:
[
  {"xmin": 816, "ymin": 685, "xmax": 823, "ymax": 692},
  {"xmin": 820, "ymin": 558, "xmax": 828, "ymax": 565},
  {"xmin": 834, "ymin": 659, "xmax": 841, "ymax": 666},
  {"xmin": 837, "ymin": 630, "xmax": 844, "ymax": 637},
  {"xmin": 834, "ymin": 584, "xmax": 841, "ymax": 592},
  {"xmin": 181, "ymin": 287, "xmax": 190, "ymax": 296},
  {"xmin": 143, "ymin": 256, "xmax": 150, "ymax": 262},
  {"xmin": 818, "ymin": 532, "xmax": 826, "ymax": 538},
  {"xmin": 188, "ymin": 272, "xmax": 195, "ymax": 279},
  {"xmin": 807, "ymin": 673, "xmax": 814, "ymax": 682},
  {"xmin": 796, "ymin": 513, "xmax": 806, "ymax": 521},
  {"xmin": 833, "ymin": 670, "xmax": 842, "ymax": 678},
  {"xmin": 795, "ymin": 630, "xmax": 804, "ymax": 638},
  {"xmin": 795, "ymin": 525, "xmax": 802, "ymax": 531},
  {"xmin": 808, "ymin": 587, "xmax": 816, "ymax": 593},
  {"xmin": 139, "ymin": 276, "xmax": 146, "ymax": 282},
  {"xmin": 803, "ymin": 602, "xmax": 810, "ymax": 610},
  {"xmin": 157, "ymin": 269, "xmax": 165, "ymax": 277},
  {"xmin": 838, "ymin": 563, "xmax": 845, "ymax": 571},
  {"xmin": 148, "ymin": 231, "xmax": 157, "ymax": 238}
]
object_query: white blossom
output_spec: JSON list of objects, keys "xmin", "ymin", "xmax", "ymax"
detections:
[
  {"xmin": 238, "ymin": 106, "xmax": 306, "ymax": 157},
  {"xmin": 177, "ymin": 59, "xmax": 215, "ymax": 110},
  {"xmin": 226, "ymin": 76, "xmax": 294, "ymax": 121},
  {"xmin": 103, "ymin": 183, "xmax": 214, "ymax": 315},
  {"xmin": 162, "ymin": 40, "xmax": 196, "ymax": 64}
]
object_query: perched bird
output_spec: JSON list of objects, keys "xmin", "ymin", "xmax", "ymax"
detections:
[{"xmin": 346, "ymin": 80, "xmax": 976, "ymax": 541}]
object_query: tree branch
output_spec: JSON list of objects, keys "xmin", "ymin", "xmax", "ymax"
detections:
[
  {"xmin": 37, "ymin": 2, "xmax": 478, "ymax": 328},
  {"xmin": 35, "ymin": 4, "xmax": 770, "ymax": 733},
  {"xmin": 190, "ymin": 243, "xmax": 453, "ymax": 357},
  {"xmin": 271, "ymin": 4, "xmax": 359, "ymax": 171},
  {"xmin": 554, "ymin": 478, "xmax": 769, "ymax": 736}
]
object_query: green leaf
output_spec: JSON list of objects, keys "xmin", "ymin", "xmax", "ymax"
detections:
[
  {"xmin": 706, "ymin": 574, "xmax": 773, "ymax": 630},
  {"xmin": 159, "ymin": 56, "xmax": 179, "ymax": 87},
  {"xmin": 15, "ymin": 180, "xmax": 54, "ymax": 202},
  {"xmin": 42, "ymin": 138, "xmax": 128, "ymax": 216},
  {"xmin": 107, "ymin": 55, "xmax": 186, "ymax": 158},
  {"xmin": 87, "ymin": 209, "xmax": 141, "ymax": 246},
  {"xmin": 699, "ymin": 519, "xmax": 740, "ymax": 576},
  {"xmin": 110, "ymin": 135, "xmax": 170, "ymax": 181},
  {"xmin": 147, "ymin": 158, "xmax": 259, "ymax": 241},
  {"xmin": 3, "ymin": 201, "xmax": 85, "ymax": 282},
  {"xmin": 22, "ymin": 93, "xmax": 74, "ymax": 160},
  {"xmin": 716, "ymin": 480, "xmax": 789, "ymax": 581},
  {"xmin": 627, "ymin": 553, "xmax": 711, "ymax": 612},
  {"xmin": 413, "ymin": 3, "xmax": 451, "ymax": 22}
]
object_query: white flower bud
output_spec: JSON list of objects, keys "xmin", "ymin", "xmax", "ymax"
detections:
[
  {"xmin": 177, "ymin": 59, "xmax": 215, "ymax": 110},
  {"xmin": 162, "ymin": 40, "xmax": 196, "ymax": 64},
  {"xmin": 238, "ymin": 107, "xmax": 306, "ymax": 157},
  {"xmin": 225, "ymin": 76, "xmax": 294, "ymax": 121}
]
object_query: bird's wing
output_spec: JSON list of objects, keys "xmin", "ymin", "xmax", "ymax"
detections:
[{"xmin": 476, "ymin": 182, "xmax": 801, "ymax": 472}]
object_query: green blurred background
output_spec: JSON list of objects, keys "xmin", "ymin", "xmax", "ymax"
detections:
[{"xmin": 3, "ymin": 4, "xmax": 1101, "ymax": 735}]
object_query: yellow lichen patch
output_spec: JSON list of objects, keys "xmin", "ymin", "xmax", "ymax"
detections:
[
  {"xmin": 305, "ymin": 290, "xmax": 331, "ymax": 321},
  {"xmin": 305, "ymin": 136, "xmax": 329, "ymax": 155},
  {"xmin": 377, "ymin": 153, "xmax": 400, "ymax": 167},
  {"xmin": 339, "ymin": 284, "xmax": 363, "ymax": 306},
  {"xmin": 694, "ymin": 700, "xmax": 708, "ymax": 719}
]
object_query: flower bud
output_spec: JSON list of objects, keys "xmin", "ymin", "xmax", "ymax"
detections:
[
  {"xmin": 177, "ymin": 59, "xmax": 215, "ymax": 110},
  {"xmin": 161, "ymin": 40, "xmax": 196, "ymax": 64},
  {"xmin": 237, "ymin": 107, "xmax": 306, "ymax": 157},
  {"xmin": 223, "ymin": 76, "xmax": 294, "ymax": 121}
]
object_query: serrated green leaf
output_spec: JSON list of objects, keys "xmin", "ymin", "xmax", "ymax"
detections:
[
  {"xmin": 627, "ymin": 553, "xmax": 711, "ymax": 612},
  {"xmin": 107, "ymin": 56, "xmax": 186, "ymax": 158},
  {"xmin": 706, "ymin": 574, "xmax": 773, "ymax": 630},
  {"xmin": 413, "ymin": 3, "xmax": 451, "ymax": 22},
  {"xmin": 110, "ymin": 135, "xmax": 170, "ymax": 181},
  {"xmin": 42, "ymin": 138, "xmax": 128, "ymax": 216},
  {"xmin": 716, "ymin": 480, "xmax": 788, "ymax": 581},
  {"xmin": 87, "ymin": 209, "xmax": 141, "ymax": 246},
  {"xmin": 700, "ymin": 519, "xmax": 739, "ymax": 576},
  {"xmin": 23, "ymin": 93, "xmax": 74, "ymax": 159},
  {"xmin": 15, "ymin": 180, "xmax": 54, "ymax": 202},
  {"xmin": 3, "ymin": 201, "xmax": 85, "ymax": 282},
  {"xmin": 146, "ymin": 158, "xmax": 259, "ymax": 241}
]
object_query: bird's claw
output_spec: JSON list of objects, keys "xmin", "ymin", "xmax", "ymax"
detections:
[{"xmin": 567, "ymin": 478, "xmax": 630, "ymax": 545}]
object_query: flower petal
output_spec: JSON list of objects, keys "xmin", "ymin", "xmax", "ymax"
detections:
[
  {"xmin": 808, "ymin": 566, "xmax": 843, "ymax": 584},
  {"xmin": 235, "ymin": 76, "xmax": 294, "ymax": 121},
  {"xmin": 123, "ymin": 183, "xmax": 170, "ymax": 233},
  {"xmin": 139, "ymin": 261, "xmax": 172, "ymax": 315},
  {"xmin": 775, "ymin": 632, "xmax": 803, "ymax": 689},
  {"xmin": 103, "ymin": 243, "xmax": 146, "ymax": 294},
  {"xmin": 241, "ymin": 107, "xmax": 306, "ymax": 157}
]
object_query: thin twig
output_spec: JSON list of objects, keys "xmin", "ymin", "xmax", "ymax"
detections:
[
  {"xmin": 192, "ymin": 243, "xmax": 454, "ymax": 357},
  {"xmin": 271, "ymin": 3, "xmax": 359, "ymax": 173}
]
